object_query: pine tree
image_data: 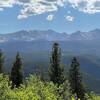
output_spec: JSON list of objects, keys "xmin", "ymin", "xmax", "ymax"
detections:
[
  {"xmin": 0, "ymin": 49, "xmax": 4, "ymax": 73},
  {"xmin": 69, "ymin": 57, "xmax": 86, "ymax": 100},
  {"xmin": 11, "ymin": 52, "xmax": 23, "ymax": 88},
  {"xmin": 49, "ymin": 43, "xmax": 64, "ymax": 86}
]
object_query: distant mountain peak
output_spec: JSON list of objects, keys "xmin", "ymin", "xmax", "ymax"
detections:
[
  {"xmin": 0, "ymin": 28, "xmax": 100, "ymax": 43},
  {"xmin": 90, "ymin": 28, "xmax": 100, "ymax": 33}
]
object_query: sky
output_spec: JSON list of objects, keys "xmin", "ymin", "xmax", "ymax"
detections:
[{"xmin": 0, "ymin": 0, "xmax": 100, "ymax": 34}]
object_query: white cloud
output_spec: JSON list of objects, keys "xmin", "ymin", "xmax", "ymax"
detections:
[
  {"xmin": 46, "ymin": 14, "xmax": 54, "ymax": 21},
  {"xmin": 68, "ymin": 0, "xmax": 100, "ymax": 14},
  {"xmin": 17, "ymin": 0, "xmax": 62, "ymax": 19},
  {"xmin": 0, "ymin": 0, "xmax": 67, "ymax": 19},
  {"xmin": 65, "ymin": 15, "xmax": 75, "ymax": 21},
  {"xmin": 0, "ymin": 0, "xmax": 15, "ymax": 9},
  {"xmin": 0, "ymin": 0, "xmax": 100, "ymax": 19},
  {"xmin": 17, "ymin": 14, "xmax": 28, "ymax": 20}
]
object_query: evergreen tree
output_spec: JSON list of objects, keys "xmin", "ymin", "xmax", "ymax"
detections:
[
  {"xmin": 69, "ymin": 57, "xmax": 86, "ymax": 100},
  {"xmin": 49, "ymin": 43, "xmax": 64, "ymax": 86},
  {"xmin": 11, "ymin": 52, "xmax": 23, "ymax": 88},
  {"xmin": 0, "ymin": 49, "xmax": 4, "ymax": 73}
]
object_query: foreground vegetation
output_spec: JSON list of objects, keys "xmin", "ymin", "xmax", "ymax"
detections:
[
  {"xmin": 0, "ymin": 74, "xmax": 58, "ymax": 100},
  {"xmin": 0, "ymin": 74, "xmax": 99, "ymax": 100}
]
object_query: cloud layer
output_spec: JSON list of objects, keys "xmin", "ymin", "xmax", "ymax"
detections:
[{"xmin": 0, "ymin": 0, "xmax": 100, "ymax": 19}]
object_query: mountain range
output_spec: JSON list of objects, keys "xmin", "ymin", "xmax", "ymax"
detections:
[{"xmin": 0, "ymin": 28, "xmax": 100, "ymax": 42}]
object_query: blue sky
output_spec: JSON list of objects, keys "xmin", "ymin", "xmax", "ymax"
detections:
[{"xmin": 0, "ymin": 0, "xmax": 100, "ymax": 34}]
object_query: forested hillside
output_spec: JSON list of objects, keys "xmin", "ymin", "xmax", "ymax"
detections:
[
  {"xmin": 0, "ymin": 43, "xmax": 100, "ymax": 100},
  {"xmin": 1, "ymin": 41, "xmax": 100, "ymax": 93}
]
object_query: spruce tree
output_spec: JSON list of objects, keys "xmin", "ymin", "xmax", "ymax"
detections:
[
  {"xmin": 69, "ymin": 57, "xmax": 86, "ymax": 100},
  {"xmin": 49, "ymin": 43, "xmax": 64, "ymax": 86},
  {"xmin": 11, "ymin": 52, "xmax": 23, "ymax": 88},
  {"xmin": 0, "ymin": 49, "xmax": 4, "ymax": 73}
]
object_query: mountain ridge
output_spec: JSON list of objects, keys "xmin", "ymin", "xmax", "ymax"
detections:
[{"xmin": 0, "ymin": 28, "xmax": 100, "ymax": 43}]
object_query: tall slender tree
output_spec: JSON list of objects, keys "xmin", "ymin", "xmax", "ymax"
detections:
[
  {"xmin": 69, "ymin": 57, "xmax": 86, "ymax": 100},
  {"xmin": 0, "ymin": 49, "xmax": 4, "ymax": 73},
  {"xmin": 11, "ymin": 52, "xmax": 23, "ymax": 88},
  {"xmin": 49, "ymin": 43, "xmax": 64, "ymax": 86}
]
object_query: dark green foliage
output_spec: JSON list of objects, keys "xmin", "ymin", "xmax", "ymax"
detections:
[
  {"xmin": 34, "ymin": 64, "xmax": 45, "ymax": 81},
  {"xmin": 69, "ymin": 57, "xmax": 86, "ymax": 100},
  {"xmin": 11, "ymin": 52, "xmax": 23, "ymax": 88},
  {"xmin": 0, "ymin": 49, "xmax": 4, "ymax": 73},
  {"xmin": 49, "ymin": 43, "xmax": 65, "ymax": 86}
]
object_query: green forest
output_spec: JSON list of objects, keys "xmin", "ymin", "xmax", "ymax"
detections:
[{"xmin": 0, "ymin": 43, "xmax": 100, "ymax": 100}]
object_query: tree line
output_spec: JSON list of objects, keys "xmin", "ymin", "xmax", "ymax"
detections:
[{"xmin": 0, "ymin": 43, "xmax": 86, "ymax": 100}]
